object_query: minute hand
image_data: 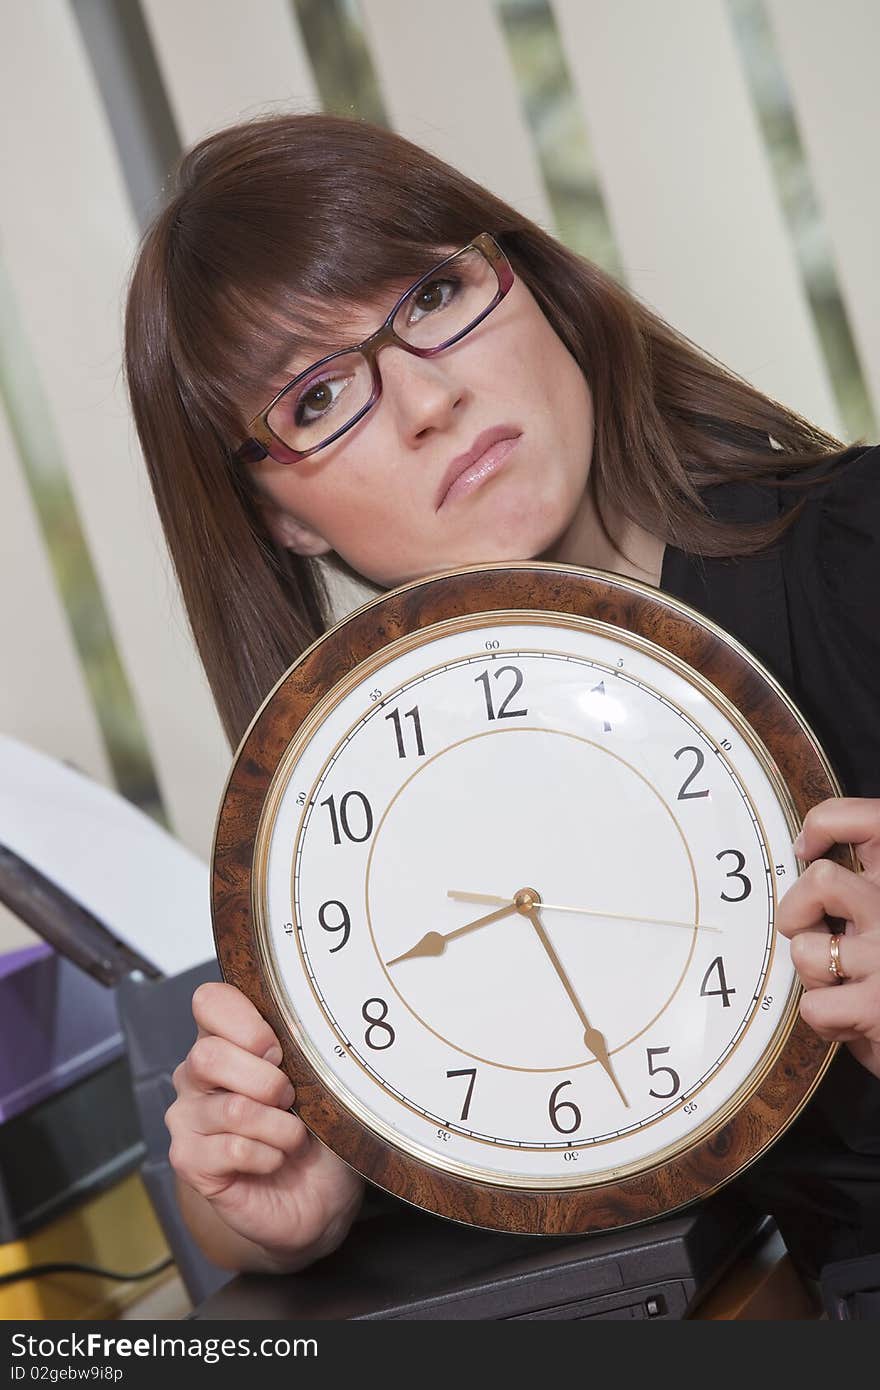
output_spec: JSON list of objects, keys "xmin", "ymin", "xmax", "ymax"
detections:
[{"xmin": 525, "ymin": 906, "xmax": 629, "ymax": 1109}]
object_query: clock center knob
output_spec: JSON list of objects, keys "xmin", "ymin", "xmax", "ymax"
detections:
[{"xmin": 514, "ymin": 887, "xmax": 542, "ymax": 914}]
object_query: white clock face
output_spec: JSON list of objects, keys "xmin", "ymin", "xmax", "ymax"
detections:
[{"xmin": 255, "ymin": 613, "xmax": 801, "ymax": 1188}]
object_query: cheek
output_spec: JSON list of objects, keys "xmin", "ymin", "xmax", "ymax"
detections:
[
  {"xmin": 304, "ymin": 464, "xmax": 428, "ymax": 583},
  {"xmin": 531, "ymin": 336, "xmax": 592, "ymax": 434},
  {"xmin": 258, "ymin": 440, "xmax": 389, "ymax": 540},
  {"xmin": 486, "ymin": 313, "xmax": 593, "ymax": 455}
]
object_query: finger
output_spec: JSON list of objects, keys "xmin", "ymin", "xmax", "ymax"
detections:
[
  {"xmin": 170, "ymin": 1132, "xmax": 288, "ymax": 1194},
  {"xmin": 191, "ymin": 982, "xmax": 283, "ymax": 1063},
  {"xmin": 776, "ymin": 858, "xmax": 880, "ymax": 938},
  {"xmin": 175, "ymin": 1035, "xmax": 296, "ymax": 1108},
  {"xmin": 795, "ymin": 798, "xmax": 880, "ymax": 878},
  {"xmin": 184, "ymin": 1091, "xmax": 310, "ymax": 1155},
  {"xmin": 788, "ymin": 928, "xmax": 880, "ymax": 989},
  {"xmin": 800, "ymin": 978, "xmax": 880, "ymax": 1046}
]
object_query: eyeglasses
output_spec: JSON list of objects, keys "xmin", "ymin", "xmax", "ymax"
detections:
[{"xmin": 234, "ymin": 232, "xmax": 514, "ymax": 466}]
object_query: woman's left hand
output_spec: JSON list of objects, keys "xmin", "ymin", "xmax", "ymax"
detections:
[{"xmin": 778, "ymin": 797, "xmax": 880, "ymax": 1082}]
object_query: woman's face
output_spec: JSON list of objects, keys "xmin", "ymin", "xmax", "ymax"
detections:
[{"xmin": 248, "ymin": 272, "xmax": 595, "ymax": 589}]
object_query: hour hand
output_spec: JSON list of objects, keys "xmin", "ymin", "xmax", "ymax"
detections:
[
  {"xmin": 386, "ymin": 901, "xmax": 518, "ymax": 967},
  {"xmin": 386, "ymin": 931, "xmax": 447, "ymax": 966}
]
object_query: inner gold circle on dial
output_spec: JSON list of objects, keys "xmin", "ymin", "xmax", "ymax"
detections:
[{"xmin": 364, "ymin": 725, "xmax": 699, "ymax": 1073}]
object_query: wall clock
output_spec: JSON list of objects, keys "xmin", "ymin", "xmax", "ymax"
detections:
[{"xmin": 211, "ymin": 563, "xmax": 850, "ymax": 1235}]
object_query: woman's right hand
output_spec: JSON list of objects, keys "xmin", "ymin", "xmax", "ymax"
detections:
[{"xmin": 165, "ymin": 981, "xmax": 364, "ymax": 1270}]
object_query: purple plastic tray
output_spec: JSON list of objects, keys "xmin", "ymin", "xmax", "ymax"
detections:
[{"xmin": 0, "ymin": 944, "xmax": 123, "ymax": 1123}]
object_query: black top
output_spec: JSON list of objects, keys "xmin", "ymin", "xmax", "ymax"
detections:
[{"xmin": 660, "ymin": 441, "xmax": 880, "ymax": 1279}]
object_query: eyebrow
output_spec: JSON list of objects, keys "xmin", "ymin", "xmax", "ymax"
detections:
[
  {"xmin": 262, "ymin": 316, "xmax": 378, "ymax": 387},
  {"xmin": 263, "ymin": 325, "xmax": 340, "ymax": 374},
  {"xmin": 255, "ymin": 257, "xmax": 447, "ymax": 393}
]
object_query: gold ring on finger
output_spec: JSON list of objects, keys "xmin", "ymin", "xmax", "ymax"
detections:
[{"xmin": 828, "ymin": 933, "xmax": 847, "ymax": 983}]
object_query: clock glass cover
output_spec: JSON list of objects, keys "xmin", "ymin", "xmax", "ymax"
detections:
[{"xmin": 251, "ymin": 611, "xmax": 803, "ymax": 1190}]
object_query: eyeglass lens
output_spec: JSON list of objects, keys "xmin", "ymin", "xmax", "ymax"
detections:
[{"xmin": 266, "ymin": 245, "xmax": 500, "ymax": 453}]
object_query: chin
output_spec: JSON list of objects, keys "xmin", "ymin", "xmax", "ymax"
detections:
[{"xmin": 476, "ymin": 509, "xmax": 575, "ymax": 568}]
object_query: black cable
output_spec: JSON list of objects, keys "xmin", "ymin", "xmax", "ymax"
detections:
[{"xmin": 0, "ymin": 1255, "xmax": 173, "ymax": 1288}]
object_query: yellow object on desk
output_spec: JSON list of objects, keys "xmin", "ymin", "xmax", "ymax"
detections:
[{"xmin": 0, "ymin": 1173, "xmax": 172, "ymax": 1320}]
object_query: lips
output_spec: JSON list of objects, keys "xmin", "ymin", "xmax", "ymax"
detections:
[{"xmin": 435, "ymin": 425, "xmax": 522, "ymax": 510}]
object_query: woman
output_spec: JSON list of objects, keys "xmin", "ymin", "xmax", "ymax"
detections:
[{"xmin": 124, "ymin": 113, "xmax": 880, "ymax": 1285}]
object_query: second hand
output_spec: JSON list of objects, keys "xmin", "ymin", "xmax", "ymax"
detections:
[{"xmin": 448, "ymin": 890, "xmax": 721, "ymax": 934}]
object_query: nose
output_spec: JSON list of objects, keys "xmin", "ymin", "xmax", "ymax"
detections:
[{"xmin": 377, "ymin": 343, "xmax": 465, "ymax": 442}]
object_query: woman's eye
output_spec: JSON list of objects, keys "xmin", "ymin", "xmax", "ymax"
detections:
[
  {"xmin": 293, "ymin": 375, "xmax": 348, "ymax": 426},
  {"xmin": 406, "ymin": 277, "xmax": 457, "ymax": 323}
]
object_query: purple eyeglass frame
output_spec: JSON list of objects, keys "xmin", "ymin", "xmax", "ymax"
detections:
[{"xmin": 234, "ymin": 232, "xmax": 514, "ymax": 466}]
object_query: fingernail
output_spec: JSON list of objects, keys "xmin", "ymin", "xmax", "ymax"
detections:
[
  {"xmin": 282, "ymin": 1081, "xmax": 296, "ymax": 1109},
  {"xmin": 262, "ymin": 1043, "xmax": 283, "ymax": 1066},
  {"xmin": 792, "ymin": 832, "xmax": 805, "ymax": 857}
]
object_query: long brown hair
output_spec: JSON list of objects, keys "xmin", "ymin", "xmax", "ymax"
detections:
[{"xmin": 124, "ymin": 113, "xmax": 846, "ymax": 749}]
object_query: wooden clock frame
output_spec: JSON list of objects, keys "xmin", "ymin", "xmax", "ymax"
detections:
[{"xmin": 211, "ymin": 563, "xmax": 847, "ymax": 1236}]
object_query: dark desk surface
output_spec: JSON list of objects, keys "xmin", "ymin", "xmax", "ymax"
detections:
[{"xmin": 189, "ymin": 1196, "xmax": 804, "ymax": 1321}]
